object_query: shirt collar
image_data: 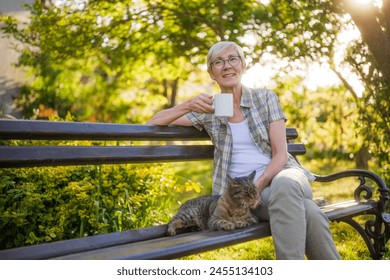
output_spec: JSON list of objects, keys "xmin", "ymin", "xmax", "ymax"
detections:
[{"xmin": 240, "ymin": 85, "xmax": 253, "ymax": 108}]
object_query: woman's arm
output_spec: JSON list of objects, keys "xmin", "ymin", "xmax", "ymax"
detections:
[
  {"xmin": 146, "ymin": 93, "xmax": 213, "ymax": 126},
  {"xmin": 255, "ymin": 119, "xmax": 288, "ymax": 192}
]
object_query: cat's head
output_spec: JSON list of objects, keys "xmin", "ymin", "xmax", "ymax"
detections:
[{"xmin": 226, "ymin": 171, "xmax": 260, "ymax": 209}]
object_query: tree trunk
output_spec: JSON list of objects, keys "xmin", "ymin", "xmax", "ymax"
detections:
[
  {"xmin": 338, "ymin": 0, "xmax": 390, "ymax": 82},
  {"xmin": 170, "ymin": 78, "xmax": 179, "ymax": 107},
  {"xmin": 163, "ymin": 78, "xmax": 179, "ymax": 109},
  {"xmin": 355, "ymin": 145, "xmax": 370, "ymax": 169}
]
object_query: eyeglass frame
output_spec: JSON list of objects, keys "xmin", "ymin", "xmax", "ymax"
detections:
[{"xmin": 210, "ymin": 56, "xmax": 242, "ymax": 70}]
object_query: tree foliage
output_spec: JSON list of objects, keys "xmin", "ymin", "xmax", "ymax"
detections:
[
  {"xmin": 0, "ymin": 0, "xmax": 342, "ymax": 120},
  {"xmin": 0, "ymin": 0, "xmax": 388, "ymax": 180},
  {"xmin": 275, "ymin": 76, "xmax": 362, "ymax": 161},
  {"xmin": 331, "ymin": 0, "xmax": 389, "ymax": 178}
]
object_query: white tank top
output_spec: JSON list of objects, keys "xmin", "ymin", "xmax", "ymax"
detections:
[{"xmin": 228, "ymin": 120, "xmax": 270, "ymax": 181}]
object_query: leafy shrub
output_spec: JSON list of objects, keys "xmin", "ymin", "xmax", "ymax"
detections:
[{"xmin": 0, "ymin": 163, "xmax": 198, "ymax": 249}]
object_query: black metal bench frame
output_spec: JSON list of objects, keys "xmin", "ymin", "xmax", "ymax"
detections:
[{"xmin": 0, "ymin": 119, "xmax": 389, "ymax": 260}]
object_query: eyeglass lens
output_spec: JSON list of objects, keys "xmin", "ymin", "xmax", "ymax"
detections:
[{"xmin": 212, "ymin": 56, "xmax": 241, "ymax": 69}]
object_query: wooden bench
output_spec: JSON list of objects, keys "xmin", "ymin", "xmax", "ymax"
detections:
[{"xmin": 0, "ymin": 119, "xmax": 389, "ymax": 260}]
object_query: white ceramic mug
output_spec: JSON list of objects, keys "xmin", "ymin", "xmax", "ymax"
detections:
[{"xmin": 213, "ymin": 93, "xmax": 233, "ymax": 117}]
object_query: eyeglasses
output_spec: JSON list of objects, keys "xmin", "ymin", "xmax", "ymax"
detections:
[{"xmin": 211, "ymin": 56, "xmax": 242, "ymax": 70}]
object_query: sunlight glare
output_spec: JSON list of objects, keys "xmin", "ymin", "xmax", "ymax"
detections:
[
  {"xmin": 353, "ymin": 0, "xmax": 371, "ymax": 4},
  {"xmin": 258, "ymin": 0, "xmax": 271, "ymax": 5},
  {"xmin": 352, "ymin": 0, "xmax": 383, "ymax": 7},
  {"xmin": 242, "ymin": 51, "xmax": 341, "ymax": 92}
]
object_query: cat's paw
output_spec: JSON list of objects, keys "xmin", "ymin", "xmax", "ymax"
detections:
[
  {"xmin": 234, "ymin": 217, "xmax": 258, "ymax": 229},
  {"xmin": 234, "ymin": 221, "xmax": 248, "ymax": 229},
  {"xmin": 219, "ymin": 222, "xmax": 235, "ymax": 231},
  {"xmin": 249, "ymin": 215, "xmax": 258, "ymax": 224},
  {"xmin": 166, "ymin": 225, "xmax": 177, "ymax": 236}
]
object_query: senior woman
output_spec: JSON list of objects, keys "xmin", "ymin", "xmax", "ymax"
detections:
[{"xmin": 147, "ymin": 41, "xmax": 340, "ymax": 260}]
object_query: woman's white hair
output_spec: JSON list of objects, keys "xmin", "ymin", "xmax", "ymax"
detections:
[{"xmin": 207, "ymin": 41, "xmax": 246, "ymax": 71}]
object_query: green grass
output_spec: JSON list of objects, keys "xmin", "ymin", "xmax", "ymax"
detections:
[{"xmin": 168, "ymin": 157, "xmax": 390, "ymax": 260}]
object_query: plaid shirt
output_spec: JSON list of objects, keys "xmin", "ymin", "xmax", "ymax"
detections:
[{"xmin": 187, "ymin": 86, "xmax": 315, "ymax": 195}]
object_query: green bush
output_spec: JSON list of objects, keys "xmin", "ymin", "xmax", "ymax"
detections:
[{"xmin": 0, "ymin": 163, "xmax": 197, "ymax": 249}]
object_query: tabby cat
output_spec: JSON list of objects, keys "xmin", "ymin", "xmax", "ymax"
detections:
[{"xmin": 166, "ymin": 171, "xmax": 259, "ymax": 236}]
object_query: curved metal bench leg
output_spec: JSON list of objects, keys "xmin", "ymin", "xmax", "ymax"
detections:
[{"xmin": 340, "ymin": 212, "xmax": 390, "ymax": 260}]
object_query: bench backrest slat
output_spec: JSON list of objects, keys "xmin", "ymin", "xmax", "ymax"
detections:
[
  {"xmin": 0, "ymin": 120, "xmax": 299, "ymax": 141},
  {"xmin": 0, "ymin": 120, "xmax": 305, "ymax": 168},
  {"xmin": 0, "ymin": 143, "xmax": 305, "ymax": 168},
  {"xmin": 0, "ymin": 145, "xmax": 214, "ymax": 168}
]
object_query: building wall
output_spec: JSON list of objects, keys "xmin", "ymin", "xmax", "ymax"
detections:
[{"xmin": 0, "ymin": 0, "xmax": 34, "ymax": 13}]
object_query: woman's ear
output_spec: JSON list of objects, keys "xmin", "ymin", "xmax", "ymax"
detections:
[
  {"xmin": 242, "ymin": 63, "xmax": 247, "ymax": 74},
  {"xmin": 242, "ymin": 58, "xmax": 247, "ymax": 74},
  {"xmin": 208, "ymin": 69, "xmax": 215, "ymax": 80}
]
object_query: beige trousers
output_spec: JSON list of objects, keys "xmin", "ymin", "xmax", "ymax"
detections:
[{"xmin": 253, "ymin": 168, "xmax": 341, "ymax": 260}]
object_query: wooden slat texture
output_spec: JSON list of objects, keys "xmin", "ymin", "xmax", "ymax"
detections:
[
  {"xmin": 0, "ymin": 225, "xmax": 167, "ymax": 260},
  {"xmin": 0, "ymin": 120, "xmax": 303, "ymax": 168},
  {"xmin": 321, "ymin": 201, "xmax": 376, "ymax": 221},
  {"xmin": 0, "ymin": 202, "xmax": 377, "ymax": 260},
  {"xmin": 287, "ymin": 143, "xmax": 306, "ymax": 155},
  {"xmin": 0, "ymin": 119, "xmax": 299, "ymax": 141},
  {"xmin": 0, "ymin": 145, "xmax": 214, "ymax": 168},
  {"xmin": 52, "ymin": 223, "xmax": 272, "ymax": 260},
  {"xmin": 0, "ymin": 120, "xmax": 209, "ymax": 140},
  {"xmin": 0, "ymin": 143, "xmax": 305, "ymax": 168}
]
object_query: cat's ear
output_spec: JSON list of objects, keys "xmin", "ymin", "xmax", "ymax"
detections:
[
  {"xmin": 248, "ymin": 170, "xmax": 256, "ymax": 181},
  {"xmin": 227, "ymin": 174, "xmax": 235, "ymax": 185}
]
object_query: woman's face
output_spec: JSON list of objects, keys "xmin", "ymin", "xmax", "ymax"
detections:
[{"xmin": 208, "ymin": 47, "xmax": 244, "ymax": 92}]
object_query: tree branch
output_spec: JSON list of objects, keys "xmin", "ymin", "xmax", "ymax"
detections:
[
  {"xmin": 337, "ymin": 0, "xmax": 390, "ymax": 82},
  {"xmin": 331, "ymin": 66, "xmax": 359, "ymax": 101},
  {"xmin": 384, "ymin": 0, "xmax": 390, "ymax": 34}
]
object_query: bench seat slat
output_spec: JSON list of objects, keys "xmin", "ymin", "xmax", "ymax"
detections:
[
  {"xmin": 53, "ymin": 223, "xmax": 273, "ymax": 260},
  {"xmin": 49, "ymin": 202, "xmax": 379, "ymax": 260},
  {"xmin": 0, "ymin": 225, "xmax": 167, "ymax": 260},
  {"xmin": 321, "ymin": 201, "xmax": 376, "ymax": 221},
  {"xmin": 0, "ymin": 201, "xmax": 376, "ymax": 260}
]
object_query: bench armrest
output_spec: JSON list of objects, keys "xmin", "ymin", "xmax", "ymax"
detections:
[{"xmin": 313, "ymin": 169, "xmax": 389, "ymax": 210}]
